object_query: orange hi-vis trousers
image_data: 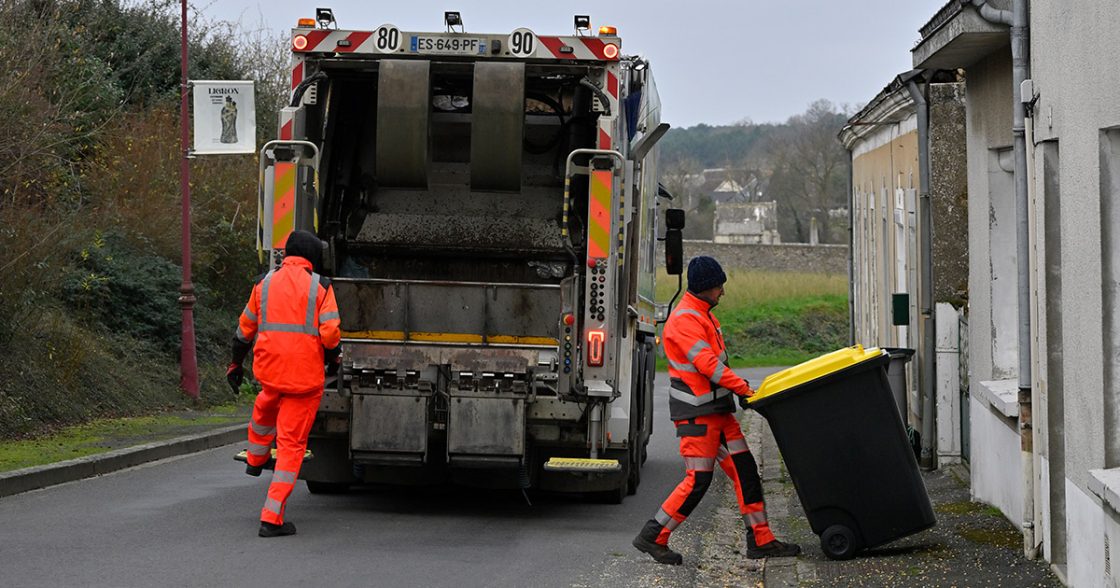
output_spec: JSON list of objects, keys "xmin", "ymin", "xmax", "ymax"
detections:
[
  {"xmin": 246, "ymin": 384, "xmax": 322, "ymax": 525},
  {"xmin": 648, "ymin": 412, "xmax": 775, "ymax": 547}
]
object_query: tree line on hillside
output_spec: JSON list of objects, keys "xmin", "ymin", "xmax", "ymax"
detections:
[
  {"xmin": 658, "ymin": 100, "xmax": 851, "ymax": 244},
  {"xmin": 0, "ymin": 0, "xmax": 290, "ymax": 437}
]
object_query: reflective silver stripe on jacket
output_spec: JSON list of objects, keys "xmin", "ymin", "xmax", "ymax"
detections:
[
  {"xmin": 258, "ymin": 270, "xmax": 322, "ymax": 336},
  {"xmin": 242, "ymin": 305, "xmax": 258, "ymax": 323},
  {"xmin": 247, "ymin": 442, "xmax": 271, "ymax": 456},
  {"xmin": 716, "ymin": 445, "xmax": 730, "ymax": 462},
  {"xmin": 710, "ymin": 362, "xmax": 727, "ymax": 386},
  {"xmin": 249, "ymin": 419, "xmax": 275, "ymax": 437},
  {"xmin": 668, "ymin": 358, "xmax": 698, "ymax": 373},
  {"xmin": 726, "ymin": 438, "xmax": 749, "ymax": 455},
  {"xmin": 234, "ymin": 328, "xmax": 251, "ymax": 344},
  {"xmin": 669, "ymin": 385, "xmax": 730, "ymax": 407},
  {"xmin": 655, "ymin": 508, "xmax": 682, "ymax": 531},
  {"xmin": 271, "ymin": 469, "xmax": 297, "ymax": 485},
  {"xmin": 264, "ymin": 497, "xmax": 283, "ymax": 516},
  {"xmin": 682, "ymin": 456, "xmax": 716, "ymax": 471},
  {"xmin": 319, "ymin": 311, "xmax": 339, "ymax": 323},
  {"xmin": 744, "ymin": 511, "xmax": 768, "ymax": 526},
  {"xmin": 674, "ymin": 308, "xmax": 703, "ymax": 319},
  {"xmin": 686, "ymin": 340, "xmax": 712, "ymax": 362}
]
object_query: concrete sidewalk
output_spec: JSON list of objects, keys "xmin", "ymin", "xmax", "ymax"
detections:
[{"xmin": 707, "ymin": 410, "xmax": 1063, "ymax": 587}]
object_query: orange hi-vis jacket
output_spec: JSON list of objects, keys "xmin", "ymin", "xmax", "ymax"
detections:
[
  {"xmin": 662, "ymin": 291, "xmax": 751, "ymax": 420},
  {"xmin": 235, "ymin": 256, "xmax": 341, "ymax": 393}
]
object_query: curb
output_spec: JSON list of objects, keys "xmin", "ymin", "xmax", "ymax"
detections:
[
  {"xmin": 743, "ymin": 409, "xmax": 803, "ymax": 588},
  {"xmin": 0, "ymin": 423, "xmax": 246, "ymax": 499}
]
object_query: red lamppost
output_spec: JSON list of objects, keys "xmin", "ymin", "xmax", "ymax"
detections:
[{"xmin": 179, "ymin": 0, "xmax": 199, "ymax": 399}]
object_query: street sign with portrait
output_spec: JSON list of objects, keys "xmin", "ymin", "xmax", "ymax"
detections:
[{"xmin": 192, "ymin": 80, "xmax": 255, "ymax": 154}]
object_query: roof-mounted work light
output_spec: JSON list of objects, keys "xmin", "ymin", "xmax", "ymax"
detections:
[
  {"xmin": 315, "ymin": 8, "xmax": 336, "ymax": 29},
  {"xmin": 574, "ymin": 15, "xmax": 591, "ymax": 35},
  {"xmin": 445, "ymin": 11, "xmax": 464, "ymax": 32}
]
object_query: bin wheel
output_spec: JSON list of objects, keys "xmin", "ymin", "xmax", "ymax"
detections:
[{"xmin": 820, "ymin": 524, "xmax": 860, "ymax": 560}]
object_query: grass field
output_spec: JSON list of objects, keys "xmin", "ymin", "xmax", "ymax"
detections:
[{"xmin": 655, "ymin": 270, "xmax": 849, "ymax": 368}]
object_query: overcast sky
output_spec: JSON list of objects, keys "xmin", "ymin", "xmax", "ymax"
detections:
[{"xmin": 197, "ymin": 0, "xmax": 948, "ymax": 128}]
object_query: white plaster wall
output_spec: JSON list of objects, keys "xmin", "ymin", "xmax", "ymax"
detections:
[
  {"xmin": 1066, "ymin": 479, "xmax": 1106, "ymax": 587},
  {"xmin": 1031, "ymin": 0, "xmax": 1111, "ymax": 491},
  {"xmin": 970, "ymin": 395, "xmax": 1024, "ymax": 527},
  {"xmin": 964, "ymin": 49, "xmax": 1013, "ymax": 388}
]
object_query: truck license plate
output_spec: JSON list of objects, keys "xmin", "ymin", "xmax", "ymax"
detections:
[{"xmin": 410, "ymin": 35, "xmax": 487, "ymax": 55}]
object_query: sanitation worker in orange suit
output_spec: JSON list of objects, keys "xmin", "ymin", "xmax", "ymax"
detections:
[
  {"xmin": 226, "ymin": 230, "xmax": 341, "ymax": 538},
  {"xmin": 633, "ymin": 256, "xmax": 800, "ymax": 564}
]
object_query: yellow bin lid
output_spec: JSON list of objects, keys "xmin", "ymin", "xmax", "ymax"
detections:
[{"xmin": 750, "ymin": 345, "xmax": 886, "ymax": 403}]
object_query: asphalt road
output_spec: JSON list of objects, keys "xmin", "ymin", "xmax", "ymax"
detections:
[{"xmin": 0, "ymin": 369, "xmax": 779, "ymax": 588}]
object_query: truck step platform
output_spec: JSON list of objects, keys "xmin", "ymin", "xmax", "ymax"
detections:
[
  {"xmin": 543, "ymin": 457, "xmax": 621, "ymax": 473},
  {"xmin": 234, "ymin": 449, "xmax": 313, "ymax": 471}
]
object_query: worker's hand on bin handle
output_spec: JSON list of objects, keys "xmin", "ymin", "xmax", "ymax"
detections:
[
  {"xmin": 226, "ymin": 363, "xmax": 244, "ymax": 394},
  {"xmin": 325, "ymin": 357, "xmax": 341, "ymax": 377},
  {"xmin": 737, "ymin": 383, "xmax": 754, "ymax": 410}
]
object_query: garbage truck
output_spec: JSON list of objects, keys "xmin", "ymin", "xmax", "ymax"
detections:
[{"xmin": 253, "ymin": 10, "xmax": 680, "ymax": 501}]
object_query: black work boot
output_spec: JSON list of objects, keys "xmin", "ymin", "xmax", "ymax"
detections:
[
  {"xmin": 258, "ymin": 521, "xmax": 297, "ymax": 538},
  {"xmin": 745, "ymin": 531, "xmax": 801, "ymax": 559},
  {"xmin": 245, "ymin": 463, "xmax": 263, "ymax": 477},
  {"xmin": 632, "ymin": 519, "xmax": 683, "ymax": 565}
]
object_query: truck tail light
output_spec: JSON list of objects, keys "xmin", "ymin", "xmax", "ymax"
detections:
[
  {"xmin": 587, "ymin": 330, "xmax": 605, "ymax": 366},
  {"xmin": 293, "ymin": 35, "xmax": 309, "ymax": 50}
]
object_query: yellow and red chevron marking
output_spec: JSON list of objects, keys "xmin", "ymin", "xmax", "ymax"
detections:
[
  {"xmin": 587, "ymin": 169, "xmax": 612, "ymax": 259},
  {"xmin": 272, "ymin": 163, "xmax": 296, "ymax": 248},
  {"xmin": 272, "ymin": 115, "xmax": 295, "ymax": 249}
]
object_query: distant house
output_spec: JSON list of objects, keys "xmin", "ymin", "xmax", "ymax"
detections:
[
  {"xmin": 713, "ymin": 202, "xmax": 781, "ymax": 244},
  {"xmin": 683, "ymin": 168, "xmax": 753, "ymax": 204}
]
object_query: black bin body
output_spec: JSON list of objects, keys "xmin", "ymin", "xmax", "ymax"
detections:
[{"xmin": 750, "ymin": 352, "xmax": 936, "ymax": 559}]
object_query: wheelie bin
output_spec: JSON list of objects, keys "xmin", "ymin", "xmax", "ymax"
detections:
[{"xmin": 747, "ymin": 345, "xmax": 936, "ymax": 560}]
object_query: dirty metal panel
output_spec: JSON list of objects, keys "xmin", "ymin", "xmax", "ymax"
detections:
[
  {"xmin": 447, "ymin": 347, "xmax": 533, "ymax": 374},
  {"xmin": 334, "ymin": 280, "xmax": 407, "ymax": 335},
  {"xmin": 486, "ymin": 286, "xmax": 560, "ymax": 340},
  {"xmin": 471, "ymin": 62, "xmax": 524, "ymax": 192},
  {"xmin": 334, "ymin": 279, "xmax": 560, "ymax": 344},
  {"xmin": 354, "ymin": 211, "xmax": 564, "ymax": 253},
  {"xmin": 346, "ymin": 341, "xmax": 442, "ymax": 371},
  {"xmin": 376, "ymin": 59, "xmax": 430, "ymax": 188},
  {"xmin": 351, "ymin": 392, "xmax": 429, "ymax": 455},
  {"xmin": 447, "ymin": 394, "xmax": 525, "ymax": 456},
  {"xmin": 407, "ymin": 284, "xmax": 487, "ymax": 339}
]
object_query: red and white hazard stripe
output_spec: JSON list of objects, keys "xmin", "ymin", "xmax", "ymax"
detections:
[
  {"xmin": 292, "ymin": 29, "xmax": 377, "ymax": 54},
  {"xmin": 536, "ymin": 36, "xmax": 620, "ymax": 61}
]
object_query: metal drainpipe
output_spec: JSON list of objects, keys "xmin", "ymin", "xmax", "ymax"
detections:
[
  {"xmin": 964, "ymin": 0, "xmax": 1038, "ymax": 558},
  {"xmin": 848, "ymin": 156, "xmax": 856, "ymax": 345},
  {"xmin": 905, "ymin": 73, "xmax": 937, "ymax": 471}
]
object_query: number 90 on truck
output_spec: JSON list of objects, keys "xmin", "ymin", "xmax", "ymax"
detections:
[{"xmin": 255, "ymin": 11, "xmax": 683, "ymax": 502}]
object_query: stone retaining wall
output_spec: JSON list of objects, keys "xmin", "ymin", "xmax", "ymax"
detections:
[{"xmin": 659, "ymin": 240, "xmax": 849, "ymax": 275}]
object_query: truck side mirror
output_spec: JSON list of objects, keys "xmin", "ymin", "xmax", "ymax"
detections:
[
  {"xmin": 664, "ymin": 208, "xmax": 685, "ymax": 275},
  {"xmin": 665, "ymin": 208, "xmax": 685, "ymax": 230}
]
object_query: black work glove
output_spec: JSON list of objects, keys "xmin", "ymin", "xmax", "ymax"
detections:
[
  {"xmin": 226, "ymin": 363, "xmax": 244, "ymax": 394},
  {"xmin": 738, "ymin": 394, "xmax": 752, "ymax": 410},
  {"xmin": 324, "ymin": 344, "xmax": 342, "ymax": 377}
]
